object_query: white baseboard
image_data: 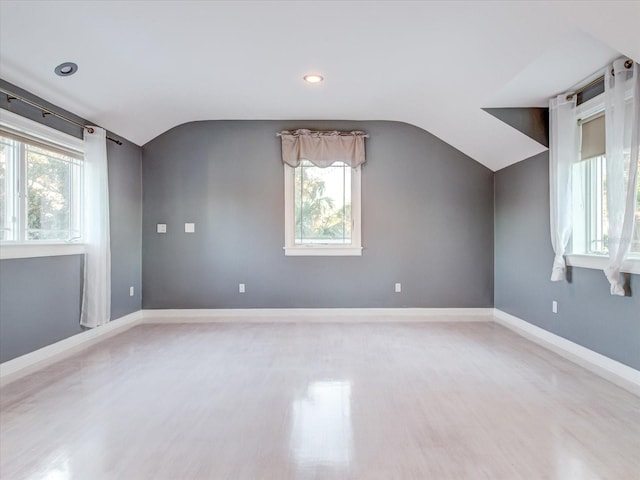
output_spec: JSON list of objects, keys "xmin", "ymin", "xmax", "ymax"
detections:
[
  {"xmin": 142, "ymin": 307, "xmax": 495, "ymax": 323},
  {"xmin": 493, "ymin": 309, "xmax": 640, "ymax": 396},
  {"xmin": 0, "ymin": 310, "xmax": 144, "ymax": 387}
]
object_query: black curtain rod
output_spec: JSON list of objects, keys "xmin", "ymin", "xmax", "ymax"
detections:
[{"xmin": 0, "ymin": 87, "xmax": 123, "ymax": 145}]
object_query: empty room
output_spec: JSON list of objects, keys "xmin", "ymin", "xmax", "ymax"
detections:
[{"xmin": 0, "ymin": 1, "xmax": 639, "ymax": 479}]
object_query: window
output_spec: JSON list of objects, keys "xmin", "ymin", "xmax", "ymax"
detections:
[
  {"xmin": 0, "ymin": 110, "xmax": 84, "ymax": 250},
  {"xmin": 295, "ymin": 160, "xmax": 352, "ymax": 244},
  {"xmin": 280, "ymin": 129, "xmax": 365, "ymax": 256},
  {"xmin": 284, "ymin": 161, "xmax": 362, "ymax": 256},
  {"xmin": 571, "ymin": 94, "xmax": 640, "ymax": 260},
  {"xmin": 284, "ymin": 160, "xmax": 362, "ymax": 255}
]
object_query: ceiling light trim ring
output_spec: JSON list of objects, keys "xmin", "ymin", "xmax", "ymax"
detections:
[{"xmin": 54, "ymin": 62, "xmax": 78, "ymax": 77}]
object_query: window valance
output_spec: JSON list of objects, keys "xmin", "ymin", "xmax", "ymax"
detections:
[{"xmin": 278, "ymin": 129, "xmax": 367, "ymax": 168}]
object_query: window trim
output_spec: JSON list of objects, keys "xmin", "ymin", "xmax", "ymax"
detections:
[
  {"xmin": 566, "ymin": 254, "xmax": 640, "ymax": 275},
  {"xmin": 283, "ymin": 164, "xmax": 362, "ymax": 256},
  {"xmin": 0, "ymin": 243, "xmax": 86, "ymax": 260},
  {"xmin": 0, "ymin": 109, "xmax": 84, "ymax": 153},
  {"xmin": 569, "ymin": 87, "xmax": 640, "ymax": 274},
  {"xmin": 0, "ymin": 109, "xmax": 85, "ymax": 259}
]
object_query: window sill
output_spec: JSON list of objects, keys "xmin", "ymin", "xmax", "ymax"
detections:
[
  {"xmin": 284, "ymin": 246, "xmax": 363, "ymax": 257},
  {"xmin": 566, "ymin": 254, "xmax": 640, "ymax": 275},
  {"xmin": 0, "ymin": 243, "xmax": 86, "ymax": 260}
]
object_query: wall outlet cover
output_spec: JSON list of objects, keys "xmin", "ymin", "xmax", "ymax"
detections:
[
  {"xmin": 185, "ymin": 223, "xmax": 195, "ymax": 233},
  {"xmin": 157, "ymin": 223, "xmax": 167, "ymax": 233},
  {"xmin": 395, "ymin": 283, "xmax": 402, "ymax": 293}
]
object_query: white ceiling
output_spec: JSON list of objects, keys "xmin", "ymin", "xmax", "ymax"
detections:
[{"xmin": 0, "ymin": 1, "xmax": 638, "ymax": 171}]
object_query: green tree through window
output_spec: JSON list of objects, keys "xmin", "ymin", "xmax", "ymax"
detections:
[{"xmin": 294, "ymin": 161, "xmax": 351, "ymax": 244}]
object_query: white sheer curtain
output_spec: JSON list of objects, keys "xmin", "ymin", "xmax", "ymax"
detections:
[
  {"xmin": 549, "ymin": 94, "xmax": 579, "ymax": 281},
  {"xmin": 81, "ymin": 127, "xmax": 111, "ymax": 327},
  {"xmin": 604, "ymin": 59, "xmax": 639, "ymax": 296}
]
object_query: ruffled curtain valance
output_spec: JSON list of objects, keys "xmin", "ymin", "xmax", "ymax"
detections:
[{"xmin": 279, "ymin": 129, "xmax": 367, "ymax": 168}]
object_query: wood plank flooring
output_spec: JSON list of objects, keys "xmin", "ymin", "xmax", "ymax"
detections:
[{"xmin": 1, "ymin": 321, "xmax": 639, "ymax": 479}]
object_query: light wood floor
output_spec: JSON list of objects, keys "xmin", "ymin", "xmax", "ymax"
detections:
[{"xmin": 1, "ymin": 321, "xmax": 639, "ymax": 480}]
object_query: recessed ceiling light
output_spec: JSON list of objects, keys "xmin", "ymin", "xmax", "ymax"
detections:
[
  {"xmin": 55, "ymin": 62, "xmax": 78, "ymax": 77},
  {"xmin": 303, "ymin": 74, "xmax": 324, "ymax": 84}
]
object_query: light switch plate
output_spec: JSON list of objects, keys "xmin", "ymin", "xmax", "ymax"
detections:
[
  {"xmin": 157, "ymin": 223, "xmax": 167, "ymax": 233},
  {"xmin": 185, "ymin": 223, "xmax": 195, "ymax": 233}
]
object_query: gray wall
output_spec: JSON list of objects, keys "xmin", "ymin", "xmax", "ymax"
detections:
[
  {"xmin": 483, "ymin": 108, "xmax": 548, "ymax": 147},
  {"xmin": 494, "ymin": 151, "xmax": 640, "ymax": 370},
  {"xmin": 108, "ymin": 138, "xmax": 143, "ymax": 319},
  {"xmin": 0, "ymin": 79, "xmax": 142, "ymax": 362},
  {"xmin": 142, "ymin": 120, "xmax": 494, "ymax": 308},
  {"xmin": 0, "ymin": 256, "xmax": 83, "ymax": 361}
]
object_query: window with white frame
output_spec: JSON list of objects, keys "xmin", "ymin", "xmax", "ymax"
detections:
[
  {"xmin": 284, "ymin": 161, "xmax": 361, "ymax": 255},
  {"xmin": 571, "ymin": 95, "xmax": 640, "ymax": 257},
  {"xmin": 281, "ymin": 129, "xmax": 365, "ymax": 256},
  {"xmin": 0, "ymin": 115, "xmax": 84, "ymax": 244}
]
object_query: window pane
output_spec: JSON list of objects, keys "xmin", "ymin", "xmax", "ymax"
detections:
[
  {"xmin": 583, "ymin": 153, "xmax": 640, "ymax": 255},
  {"xmin": 26, "ymin": 144, "xmax": 74, "ymax": 240},
  {"xmin": 588, "ymin": 155, "xmax": 608, "ymax": 254},
  {"xmin": 294, "ymin": 161, "xmax": 352, "ymax": 244},
  {"xmin": 0, "ymin": 137, "xmax": 17, "ymax": 241}
]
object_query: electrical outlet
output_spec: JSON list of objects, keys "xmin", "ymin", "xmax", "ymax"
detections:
[
  {"xmin": 129, "ymin": 286, "xmax": 135, "ymax": 297},
  {"xmin": 239, "ymin": 283, "xmax": 245, "ymax": 293},
  {"xmin": 395, "ymin": 283, "xmax": 402, "ymax": 293},
  {"xmin": 552, "ymin": 300, "xmax": 558, "ymax": 314},
  {"xmin": 185, "ymin": 223, "xmax": 195, "ymax": 233},
  {"xmin": 157, "ymin": 223, "xmax": 167, "ymax": 233}
]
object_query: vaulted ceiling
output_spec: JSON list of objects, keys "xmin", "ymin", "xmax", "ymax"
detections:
[{"xmin": 1, "ymin": 1, "xmax": 638, "ymax": 171}]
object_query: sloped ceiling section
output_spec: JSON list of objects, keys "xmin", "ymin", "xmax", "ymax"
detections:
[
  {"xmin": 483, "ymin": 108, "xmax": 549, "ymax": 148},
  {"xmin": 0, "ymin": 1, "xmax": 638, "ymax": 171}
]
